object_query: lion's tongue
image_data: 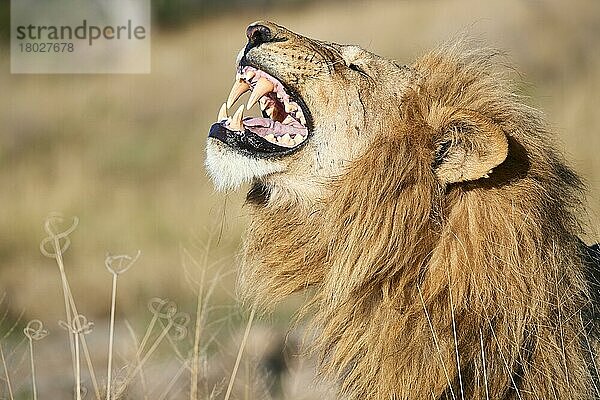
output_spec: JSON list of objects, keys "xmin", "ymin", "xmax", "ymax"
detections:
[{"xmin": 243, "ymin": 117, "xmax": 308, "ymax": 137}]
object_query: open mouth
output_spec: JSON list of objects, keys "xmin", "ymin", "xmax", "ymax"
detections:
[{"xmin": 208, "ymin": 66, "xmax": 310, "ymax": 157}]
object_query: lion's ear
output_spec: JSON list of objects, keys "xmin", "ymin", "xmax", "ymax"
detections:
[{"xmin": 431, "ymin": 108, "xmax": 508, "ymax": 184}]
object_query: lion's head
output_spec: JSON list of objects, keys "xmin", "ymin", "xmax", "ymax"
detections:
[
  {"xmin": 206, "ymin": 21, "xmax": 509, "ymax": 203},
  {"xmin": 206, "ymin": 22, "xmax": 598, "ymax": 400}
]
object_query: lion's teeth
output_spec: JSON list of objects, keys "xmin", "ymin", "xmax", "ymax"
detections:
[
  {"xmin": 227, "ymin": 80, "xmax": 250, "ymax": 108},
  {"xmin": 217, "ymin": 102, "xmax": 228, "ymax": 121},
  {"xmin": 281, "ymin": 133, "xmax": 292, "ymax": 146},
  {"xmin": 245, "ymin": 70, "xmax": 256, "ymax": 81},
  {"xmin": 265, "ymin": 133, "xmax": 275, "ymax": 143},
  {"xmin": 284, "ymin": 102, "xmax": 297, "ymax": 113},
  {"xmin": 297, "ymin": 109, "xmax": 306, "ymax": 126},
  {"xmin": 247, "ymin": 78, "xmax": 274, "ymax": 110},
  {"xmin": 294, "ymin": 135, "xmax": 305, "ymax": 145},
  {"xmin": 259, "ymin": 97, "xmax": 268, "ymax": 111},
  {"xmin": 230, "ymin": 105, "xmax": 244, "ymax": 131},
  {"xmin": 282, "ymin": 115, "xmax": 295, "ymax": 125}
]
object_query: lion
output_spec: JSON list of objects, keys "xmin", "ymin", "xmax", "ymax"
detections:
[{"xmin": 205, "ymin": 21, "xmax": 600, "ymax": 399}]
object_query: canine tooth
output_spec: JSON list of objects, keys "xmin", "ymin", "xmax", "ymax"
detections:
[
  {"xmin": 294, "ymin": 135, "xmax": 305, "ymax": 145},
  {"xmin": 227, "ymin": 80, "xmax": 250, "ymax": 108},
  {"xmin": 230, "ymin": 105, "xmax": 244, "ymax": 131},
  {"xmin": 265, "ymin": 133, "xmax": 275, "ymax": 142},
  {"xmin": 247, "ymin": 78, "xmax": 274, "ymax": 110},
  {"xmin": 217, "ymin": 103, "xmax": 228, "ymax": 121},
  {"xmin": 282, "ymin": 115, "xmax": 295, "ymax": 125}
]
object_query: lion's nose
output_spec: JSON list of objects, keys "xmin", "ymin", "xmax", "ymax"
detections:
[{"xmin": 246, "ymin": 24, "xmax": 272, "ymax": 48}]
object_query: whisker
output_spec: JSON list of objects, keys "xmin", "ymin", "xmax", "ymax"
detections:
[
  {"xmin": 418, "ymin": 284, "xmax": 457, "ymax": 400},
  {"xmin": 479, "ymin": 329, "xmax": 490, "ymax": 400},
  {"xmin": 477, "ymin": 291, "xmax": 523, "ymax": 400},
  {"xmin": 446, "ymin": 268, "xmax": 465, "ymax": 400},
  {"xmin": 580, "ymin": 313, "xmax": 600, "ymax": 398}
]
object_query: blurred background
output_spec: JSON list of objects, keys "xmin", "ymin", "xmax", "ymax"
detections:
[{"xmin": 1, "ymin": 0, "xmax": 599, "ymax": 398}]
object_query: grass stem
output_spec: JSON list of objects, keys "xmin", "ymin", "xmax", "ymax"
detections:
[
  {"xmin": 224, "ymin": 307, "xmax": 255, "ymax": 400},
  {"xmin": 0, "ymin": 341, "xmax": 14, "ymax": 400},
  {"xmin": 106, "ymin": 273, "xmax": 118, "ymax": 400},
  {"xmin": 75, "ymin": 332, "xmax": 81, "ymax": 400},
  {"xmin": 28, "ymin": 338, "xmax": 37, "ymax": 400}
]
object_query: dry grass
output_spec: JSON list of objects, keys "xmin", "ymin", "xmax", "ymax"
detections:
[
  {"xmin": 0, "ymin": 0, "xmax": 599, "ymax": 398},
  {"xmin": 1, "ymin": 213, "xmax": 330, "ymax": 399}
]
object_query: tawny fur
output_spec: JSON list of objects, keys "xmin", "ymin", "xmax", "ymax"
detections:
[{"xmin": 214, "ymin": 24, "xmax": 600, "ymax": 400}]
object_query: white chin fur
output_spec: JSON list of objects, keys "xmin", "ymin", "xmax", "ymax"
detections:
[{"xmin": 205, "ymin": 139, "xmax": 284, "ymax": 191}]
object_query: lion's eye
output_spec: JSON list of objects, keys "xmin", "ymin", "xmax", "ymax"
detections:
[{"xmin": 348, "ymin": 63, "xmax": 362, "ymax": 72}]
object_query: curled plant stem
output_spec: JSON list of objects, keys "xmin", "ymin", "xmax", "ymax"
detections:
[
  {"xmin": 157, "ymin": 313, "xmax": 190, "ymax": 366},
  {"xmin": 42, "ymin": 216, "xmax": 78, "ymax": 381},
  {"xmin": 137, "ymin": 298, "xmax": 174, "ymax": 359},
  {"xmin": 60, "ymin": 315, "xmax": 93, "ymax": 400},
  {"xmin": 0, "ymin": 341, "xmax": 14, "ymax": 400},
  {"xmin": 104, "ymin": 251, "xmax": 139, "ymax": 400},
  {"xmin": 40, "ymin": 214, "xmax": 101, "ymax": 400},
  {"xmin": 24, "ymin": 320, "xmax": 48, "ymax": 400},
  {"xmin": 224, "ymin": 307, "xmax": 256, "ymax": 400}
]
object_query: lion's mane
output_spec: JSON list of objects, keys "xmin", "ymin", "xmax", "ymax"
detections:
[{"xmin": 239, "ymin": 45, "xmax": 599, "ymax": 399}]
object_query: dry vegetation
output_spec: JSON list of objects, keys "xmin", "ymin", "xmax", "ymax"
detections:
[{"xmin": 1, "ymin": 0, "xmax": 599, "ymax": 398}]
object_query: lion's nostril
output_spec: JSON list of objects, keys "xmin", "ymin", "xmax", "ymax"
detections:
[{"xmin": 246, "ymin": 24, "xmax": 272, "ymax": 48}]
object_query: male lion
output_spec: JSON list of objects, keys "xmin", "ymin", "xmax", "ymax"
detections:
[{"xmin": 205, "ymin": 21, "xmax": 600, "ymax": 399}]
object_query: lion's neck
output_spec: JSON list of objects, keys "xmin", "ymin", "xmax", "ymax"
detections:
[{"xmin": 239, "ymin": 191, "xmax": 330, "ymax": 305}]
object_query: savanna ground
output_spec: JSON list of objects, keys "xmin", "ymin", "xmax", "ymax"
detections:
[{"xmin": 1, "ymin": 0, "xmax": 599, "ymax": 398}]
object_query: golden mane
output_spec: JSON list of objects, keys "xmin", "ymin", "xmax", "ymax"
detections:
[{"xmin": 239, "ymin": 44, "xmax": 599, "ymax": 399}]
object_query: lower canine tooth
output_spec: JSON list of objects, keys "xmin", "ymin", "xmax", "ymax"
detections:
[
  {"xmin": 282, "ymin": 116, "xmax": 295, "ymax": 125},
  {"xmin": 259, "ymin": 98, "xmax": 268, "ymax": 111},
  {"xmin": 217, "ymin": 103, "xmax": 227, "ymax": 121},
  {"xmin": 265, "ymin": 133, "xmax": 275, "ymax": 142},
  {"xmin": 230, "ymin": 105, "xmax": 244, "ymax": 131}
]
